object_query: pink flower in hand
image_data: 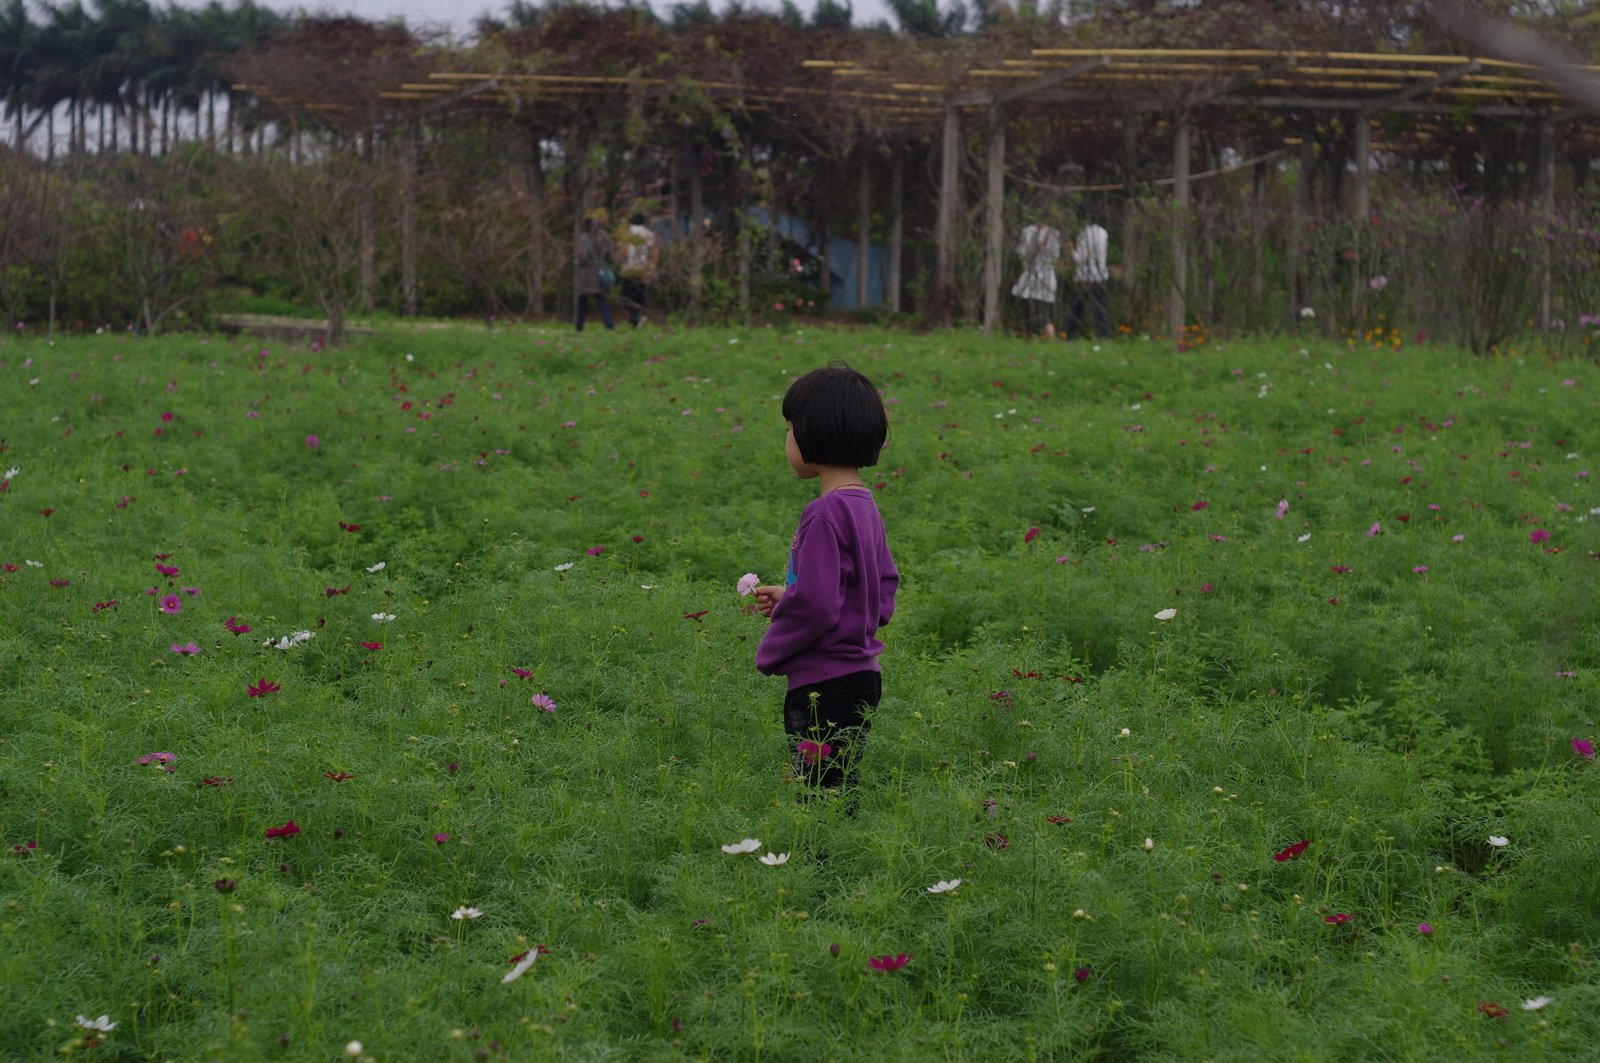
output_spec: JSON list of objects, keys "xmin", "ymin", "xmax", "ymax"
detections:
[{"xmin": 737, "ymin": 573, "xmax": 760, "ymax": 596}]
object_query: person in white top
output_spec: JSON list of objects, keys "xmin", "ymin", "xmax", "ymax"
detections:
[
  {"xmin": 618, "ymin": 212, "xmax": 659, "ymax": 328},
  {"xmin": 1066, "ymin": 217, "xmax": 1111, "ymax": 340},
  {"xmin": 1010, "ymin": 220, "xmax": 1061, "ymax": 337}
]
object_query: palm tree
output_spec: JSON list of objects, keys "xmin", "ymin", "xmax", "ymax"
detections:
[{"xmin": 0, "ymin": 0, "xmax": 37, "ymax": 149}]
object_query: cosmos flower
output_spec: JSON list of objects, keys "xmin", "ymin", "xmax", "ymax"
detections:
[
  {"xmin": 366, "ymin": 561, "xmax": 386, "ymax": 573},
  {"xmin": 1488, "ymin": 835, "xmax": 1509, "ymax": 847},
  {"xmin": 531, "ymin": 693, "xmax": 557, "ymax": 713},
  {"xmin": 759, "ymin": 852, "xmax": 790, "ymax": 866},
  {"xmin": 1154, "ymin": 608, "xmax": 1177, "ymax": 621},
  {"xmin": 721, "ymin": 838, "xmax": 761, "ymax": 855},
  {"xmin": 736, "ymin": 573, "xmax": 760, "ymax": 596},
  {"xmin": 451, "ymin": 906, "xmax": 483, "ymax": 920},
  {"xmin": 74, "ymin": 1015, "xmax": 116, "ymax": 1032},
  {"xmin": 867, "ymin": 953, "xmax": 911, "ymax": 972},
  {"xmin": 264, "ymin": 820, "xmax": 300, "ymax": 839},
  {"xmin": 926, "ymin": 879, "xmax": 961, "ymax": 894},
  {"xmin": 160, "ymin": 594, "xmax": 182, "ymax": 615},
  {"xmin": 1273, "ymin": 839, "xmax": 1312, "ymax": 862},
  {"xmin": 502, "ymin": 945, "xmax": 551, "ymax": 984}
]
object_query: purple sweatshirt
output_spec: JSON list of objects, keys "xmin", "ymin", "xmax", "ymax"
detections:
[{"xmin": 756, "ymin": 489, "xmax": 899, "ymax": 689}]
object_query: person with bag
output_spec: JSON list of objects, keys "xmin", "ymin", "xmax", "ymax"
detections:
[
  {"xmin": 618, "ymin": 212, "xmax": 660, "ymax": 328},
  {"xmin": 575, "ymin": 214, "xmax": 617, "ymax": 332},
  {"xmin": 1010, "ymin": 218, "xmax": 1061, "ymax": 338}
]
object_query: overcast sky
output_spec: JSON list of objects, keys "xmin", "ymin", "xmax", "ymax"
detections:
[{"xmin": 276, "ymin": 0, "xmax": 898, "ymax": 37}]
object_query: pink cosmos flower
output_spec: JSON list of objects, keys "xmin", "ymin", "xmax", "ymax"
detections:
[
  {"xmin": 224, "ymin": 616, "xmax": 251, "ymax": 634},
  {"xmin": 797, "ymin": 739, "xmax": 833, "ymax": 765},
  {"xmin": 586, "ymin": 545, "xmax": 604, "ymax": 556},
  {"xmin": 1412, "ymin": 565, "xmax": 1429, "ymax": 574},
  {"xmin": 532, "ymin": 693, "xmax": 557, "ymax": 713},
  {"xmin": 433, "ymin": 832, "xmax": 449, "ymax": 844},
  {"xmin": 1529, "ymin": 529, "xmax": 1550, "ymax": 545},
  {"xmin": 1366, "ymin": 521, "xmax": 1382, "ymax": 538},
  {"xmin": 1417, "ymin": 922, "xmax": 1434, "ymax": 937},
  {"xmin": 305, "ymin": 434, "xmax": 319, "ymax": 450},
  {"xmin": 160, "ymin": 594, "xmax": 182, "ymax": 615},
  {"xmin": 1275, "ymin": 499, "xmax": 1289, "ymax": 519},
  {"xmin": 248, "ymin": 677, "xmax": 281, "ymax": 698},
  {"xmin": 360, "ymin": 641, "xmax": 382, "ymax": 651},
  {"xmin": 155, "ymin": 563, "xmax": 179, "ymax": 577},
  {"xmin": 867, "ymin": 953, "xmax": 910, "ymax": 972},
  {"xmin": 181, "ymin": 586, "xmax": 200, "ymax": 596},
  {"xmin": 137, "ymin": 752, "xmax": 176, "ymax": 766},
  {"xmin": 510, "ymin": 667, "xmax": 533, "ymax": 679},
  {"xmin": 1190, "ymin": 501, "xmax": 1208, "ymax": 511},
  {"xmin": 170, "ymin": 642, "xmax": 201, "ymax": 656},
  {"xmin": 1573, "ymin": 738, "xmax": 1595, "ymax": 761},
  {"xmin": 737, "ymin": 573, "xmax": 761, "ymax": 596},
  {"xmin": 1324, "ymin": 913, "xmax": 1353, "ymax": 925},
  {"xmin": 1073, "ymin": 966, "xmax": 1091, "ymax": 983}
]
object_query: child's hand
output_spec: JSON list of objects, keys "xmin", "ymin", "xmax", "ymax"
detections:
[{"xmin": 753, "ymin": 585, "xmax": 784, "ymax": 617}]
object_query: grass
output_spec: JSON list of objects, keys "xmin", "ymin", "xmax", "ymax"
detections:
[{"xmin": 1, "ymin": 323, "xmax": 1598, "ymax": 1061}]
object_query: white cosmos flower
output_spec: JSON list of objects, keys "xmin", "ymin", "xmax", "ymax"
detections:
[
  {"xmin": 4, "ymin": 466, "xmax": 18, "ymax": 479},
  {"xmin": 371, "ymin": 612, "xmax": 396, "ymax": 623},
  {"xmin": 1488, "ymin": 835, "xmax": 1509, "ymax": 847},
  {"xmin": 1522, "ymin": 996, "xmax": 1553, "ymax": 1011},
  {"xmin": 75, "ymin": 1015, "xmax": 116, "ymax": 1032},
  {"xmin": 721, "ymin": 838, "xmax": 761, "ymax": 855},
  {"xmin": 271, "ymin": 630, "xmax": 315, "ymax": 650},
  {"xmin": 1154, "ymin": 608, "xmax": 1177, "ymax": 621},
  {"xmin": 1300, "ymin": 306, "xmax": 1315, "ymax": 319},
  {"xmin": 1297, "ymin": 533, "xmax": 1312, "ymax": 543},
  {"xmin": 1117, "ymin": 727, "xmax": 1131, "ymax": 738},
  {"xmin": 759, "ymin": 852, "xmax": 789, "ymax": 866},
  {"xmin": 502, "ymin": 949, "xmax": 543, "ymax": 984},
  {"xmin": 345, "ymin": 1041, "xmax": 363, "ymax": 1058},
  {"xmin": 554, "ymin": 562, "xmax": 574, "ymax": 572},
  {"xmin": 450, "ymin": 906, "xmax": 483, "ymax": 920},
  {"xmin": 1142, "ymin": 838, "xmax": 1155, "ymax": 851},
  {"xmin": 366, "ymin": 561, "xmax": 386, "ymax": 573},
  {"xmin": 25, "ymin": 559, "xmax": 42, "ymax": 567},
  {"xmin": 926, "ymin": 879, "xmax": 961, "ymax": 894}
]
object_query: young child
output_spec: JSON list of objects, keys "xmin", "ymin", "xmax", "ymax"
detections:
[{"xmin": 754, "ymin": 363, "xmax": 899, "ymax": 801}]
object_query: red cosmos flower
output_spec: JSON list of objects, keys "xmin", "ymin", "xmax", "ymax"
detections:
[
  {"xmin": 223, "ymin": 616, "xmax": 251, "ymax": 634},
  {"xmin": 339, "ymin": 521, "xmax": 362, "ymax": 533},
  {"xmin": 92, "ymin": 600, "xmax": 118, "ymax": 612},
  {"xmin": 1274, "ymin": 839, "xmax": 1312, "ymax": 862},
  {"xmin": 1073, "ymin": 966, "xmax": 1092, "ymax": 983},
  {"xmin": 48, "ymin": 578, "xmax": 70, "ymax": 587},
  {"xmin": 1191, "ymin": 501, "xmax": 1208, "ymax": 511},
  {"xmin": 3, "ymin": 564, "xmax": 18, "ymax": 572},
  {"xmin": 867, "ymin": 953, "xmax": 911, "ymax": 972},
  {"xmin": 1023, "ymin": 526, "xmax": 1040, "ymax": 543},
  {"xmin": 248, "ymin": 678, "xmax": 280, "ymax": 698},
  {"xmin": 11, "ymin": 839, "xmax": 38, "ymax": 854},
  {"xmin": 155, "ymin": 563, "xmax": 179, "ymax": 577},
  {"xmin": 1330, "ymin": 565, "xmax": 1351, "ymax": 574},
  {"xmin": 985, "ymin": 831, "xmax": 1009, "ymax": 850},
  {"xmin": 683, "ymin": 610, "xmax": 708, "ymax": 621},
  {"xmin": 360, "ymin": 641, "xmax": 382, "ymax": 651},
  {"xmin": 1046, "ymin": 814, "xmax": 1073, "ymax": 825},
  {"xmin": 264, "ymin": 820, "xmax": 301, "ymax": 839},
  {"xmin": 326, "ymin": 585, "xmax": 351, "ymax": 597},
  {"xmin": 324, "ymin": 772, "xmax": 353, "ymax": 782},
  {"xmin": 1324, "ymin": 913, "xmax": 1353, "ymax": 925},
  {"xmin": 510, "ymin": 667, "xmax": 533, "ymax": 679},
  {"xmin": 1477, "ymin": 1001, "xmax": 1508, "ymax": 1019},
  {"xmin": 214, "ymin": 878, "xmax": 236, "ymax": 892},
  {"xmin": 198, "ymin": 776, "xmax": 233, "ymax": 787},
  {"xmin": 39, "ymin": 508, "xmax": 54, "ymax": 518},
  {"xmin": 989, "ymin": 691, "xmax": 1013, "ymax": 703}
]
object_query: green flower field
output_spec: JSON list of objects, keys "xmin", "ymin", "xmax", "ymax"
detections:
[{"xmin": 1, "ymin": 325, "xmax": 1597, "ymax": 1061}]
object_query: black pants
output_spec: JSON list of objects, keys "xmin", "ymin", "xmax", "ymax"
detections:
[
  {"xmin": 1066, "ymin": 281, "xmax": 1110, "ymax": 339},
  {"xmin": 783, "ymin": 670, "xmax": 880, "ymax": 791},
  {"xmin": 1022, "ymin": 298, "xmax": 1053, "ymax": 337},
  {"xmin": 619, "ymin": 278, "xmax": 648, "ymax": 327},
  {"xmin": 575, "ymin": 293, "xmax": 614, "ymax": 331}
]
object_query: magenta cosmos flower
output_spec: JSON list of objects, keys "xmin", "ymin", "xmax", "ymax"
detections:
[
  {"xmin": 160, "ymin": 594, "xmax": 182, "ymax": 614},
  {"xmin": 868, "ymin": 953, "xmax": 910, "ymax": 972},
  {"xmin": 1530, "ymin": 528, "xmax": 1550, "ymax": 545},
  {"xmin": 1573, "ymin": 738, "xmax": 1595, "ymax": 761}
]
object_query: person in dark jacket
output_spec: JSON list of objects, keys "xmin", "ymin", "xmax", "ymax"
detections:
[{"xmin": 575, "ymin": 215, "xmax": 616, "ymax": 332}]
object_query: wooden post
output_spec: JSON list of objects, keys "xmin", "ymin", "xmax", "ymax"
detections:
[
  {"xmin": 1168, "ymin": 111, "xmax": 1190, "ymax": 342},
  {"xmin": 1121, "ymin": 115, "xmax": 1138, "ymax": 305},
  {"xmin": 889, "ymin": 145, "xmax": 904, "ymax": 315},
  {"xmin": 401, "ymin": 120, "xmax": 418, "ymax": 317},
  {"xmin": 983, "ymin": 103, "xmax": 1005, "ymax": 334},
  {"xmin": 1538, "ymin": 116, "xmax": 1555, "ymax": 332},
  {"xmin": 360, "ymin": 125, "xmax": 375, "ymax": 314},
  {"xmin": 739, "ymin": 149, "xmax": 752, "ymax": 324},
  {"xmin": 936, "ymin": 103, "xmax": 960, "ymax": 325},
  {"xmin": 1353, "ymin": 115, "xmax": 1372, "ymax": 222},
  {"xmin": 527, "ymin": 131, "xmax": 545, "ymax": 317},
  {"xmin": 1292, "ymin": 138, "xmax": 1313, "ymax": 324},
  {"xmin": 688, "ymin": 148, "xmax": 704, "ymax": 321},
  {"xmin": 857, "ymin": 144, "xmax": 871, "ymax": 313},
  {"xmin": 815, "ymin": 160, "xmax": 830, "ymax": 299}
]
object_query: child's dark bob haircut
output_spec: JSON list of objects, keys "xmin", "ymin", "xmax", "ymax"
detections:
[{"xmin": 782, "ymin": 362, "xmax": 888, "ymax": 468}]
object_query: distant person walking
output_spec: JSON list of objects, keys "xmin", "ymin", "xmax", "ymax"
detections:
[
  {"xmin": 575, "ymin": 214, "xmax": 616, "ymax": 332},
  {"xmin": 1065, "ymin": 216, "xmax": 1111, "ymax": 340},
  {"xmin": 1010, "ymin": 219, "xmax": 1061, "ymax": 338},
  {"xmin": 618, "ymin": 212, "xmax": 659, "ymax": 328}
]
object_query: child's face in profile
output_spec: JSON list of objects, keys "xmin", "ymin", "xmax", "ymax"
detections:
[{"xmin": 785, "ymin": 422, "xmax": 817, "ymax": 480}]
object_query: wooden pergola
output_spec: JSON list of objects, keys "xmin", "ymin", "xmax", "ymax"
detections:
[{"xmin": 234, "ymin": 44, "xmax": 1600, "ymax": 336}]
